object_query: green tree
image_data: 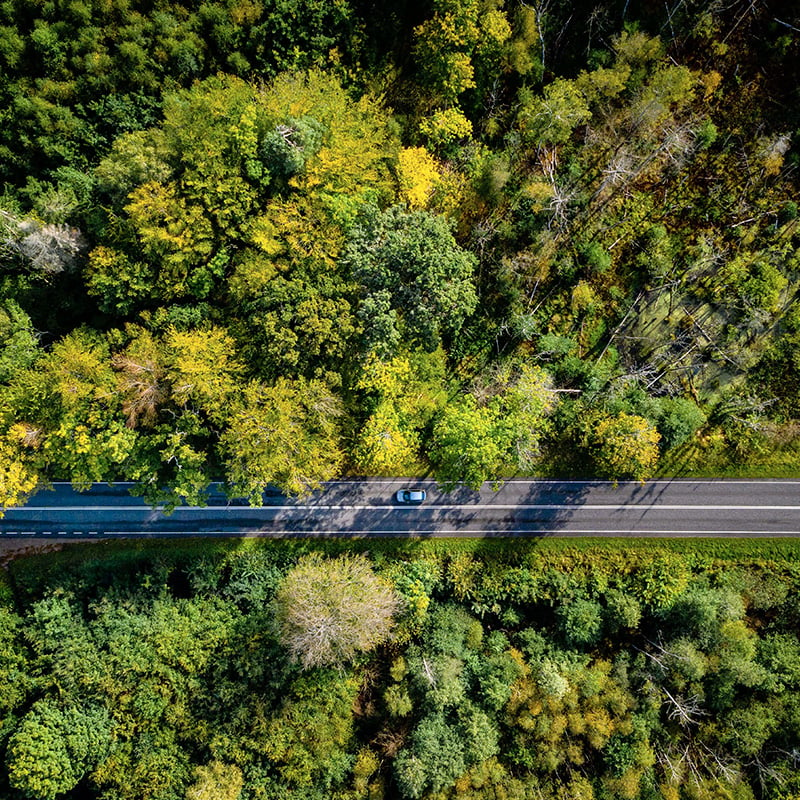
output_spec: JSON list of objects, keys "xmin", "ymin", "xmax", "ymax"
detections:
[
  {"xmin": 263, "ymin": 671, "xmax": 359, "ymax": 789},
  {"xmin": 24, "ymin": 595, "xmax": 104, "ymax": 697},
  {"xmin": 0, "ymin": 605, "xmax": 33, "ymax": 727},
  {"xmin": 124, "ymin": 413, "xmax": 212, "ymax": 509},
  {"xmin": 459, "ymin": 702, "xmax": 501, "ymax": 763},
  {"xmin": 94, "ymin": 728, "xmax": 191, "ymax": 800},
  {"xmin": 556, "ymin": 596, "xmax": 604, "ymax": 648},
  {"xmin": 655, "ymin": 397, "xmax": 706, "ymax": 450},
  {"xmin": 85, "ymin": 245, "xmax": 156, "ymax": 316},
  {"xmin": 429, "ymin": 396, "xmax": 510, "ymax": 490},
  {"xmin": 274, "ymin": 554, "xmax": 400, "ymax": 669},
  {"xmin": 6, "ymin": 702, "xmax": 75, "ymax": 800},
  {"xmin": 517, "ymin": 78, "xmax": 592, "ymax": 145},
  {"xmin": 716, "ymin": 251, "xmax": 789, "ymax": 318},
  {"xmin": 82, "ymin": 595, "xmax": 237, "ymax": 800},
  {"xmin": 604, "ymin": 589, "xmax": 642, "ymax": 633},
  {"xmin": 413, "ymin": 0, "xmax": 512, "ymax": 104},
  {"xmin": 0, "ymin": 300, "xmax": 40, "ymax": 383},
  {"xmin": 6, "ymin": 701, "xmax": 111, "ymax": 800},
  {"xmin": 94, "ymin": 129, "xmax": 172, "ymax": 207},
  {"xmin": 717, "ymin": 701, "xmax": 781, "ymax": 759},
  {"xmin": 478, "ymin": 362, "xmax": 555, "ymax": 471},
  {"xmin": 344, "ymin": 205, "xmax": 478, "ymax": 353},
  {"xmin": 394, "ymin": 713, "xmax": 466, "ymax": 799},
  {"xmin": 229, "ymin": 256, "xmax": 357, "ymax": 380},
  {"xmin": 664, "ymin": 583, "xmax": 745, "ymax": 650}
]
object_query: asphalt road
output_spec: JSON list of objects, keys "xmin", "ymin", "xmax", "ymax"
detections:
[{"xmin": 0, "ymin": 479, "xmax": 799, "ymax": 538}]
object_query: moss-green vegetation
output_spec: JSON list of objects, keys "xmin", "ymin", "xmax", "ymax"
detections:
[{"xmin": 2, "ymin": 538, "xmax": 800, "ymax": 799}]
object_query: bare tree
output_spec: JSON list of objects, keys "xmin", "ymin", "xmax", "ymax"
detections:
[
  {"xmin": 1, "ymin": 211, "xmax": 86, "ymax": 274},
  {"xmin": 112, "ymin": 354, "xmax": 167, "ymax": 429},
  {"xmin": 662, "ymin": 687, "xmax": 708, "ymax": 729},
  {"xmin": 274, "ymin": 554, "xmax": 401, "ymax": 670}
]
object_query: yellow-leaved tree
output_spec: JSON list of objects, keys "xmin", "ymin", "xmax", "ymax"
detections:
[
  {"xmin": 589, "ymin": 412, "xmax": 661, "ymax": 482},
  {"xmin": 397, "ymin": 147, "xmax": 442, "ymax": 209},
  {"xmin": 89, "ymin": 71, "xmax": 398, "ymax": 319},
  {"xmin": 0, "ymin": 425, "xmax": 39, "ymax": 515},
  {"xmin": 164, "ymin": 326, "xmax": 243, "ymax": 426},
  {"xmin": 220, "ymin": 378, "xmax": 344, "ymax": 500},
  {"xmin": 352, "ymin": 352, "xmax": 447, "ymax": 475}
]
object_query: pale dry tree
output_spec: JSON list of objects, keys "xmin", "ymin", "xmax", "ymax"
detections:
[
  {"xmin": 1, "ymin": 211, "xmax": 86, "ymax": 274},
  {"xmin": 112, "ymin": 353, "xmax": 167, "ymax": 428},
  {"xmin": 273, "ymin": 553, "xmax": 401, "ymax": 670}
]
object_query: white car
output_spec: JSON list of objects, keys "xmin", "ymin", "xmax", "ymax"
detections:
[{"xmin": 396, "ymin": 489, "xmax": 427, "ymax": 504}]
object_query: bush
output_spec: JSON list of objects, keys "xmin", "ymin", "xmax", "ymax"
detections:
[
  {"xmin": 655, "ymin": 397, "xmax": 706, "ymax": 450},
  {"xmin": 556, "ymin": 597, "xmax": 604, "ymax": 648}
]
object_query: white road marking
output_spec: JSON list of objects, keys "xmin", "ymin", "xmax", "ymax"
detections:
[
  {"xmin": 494, "ymin": 479, "xmax": 800, "ymax": 485},
  {"xmin": 322, "ymin": 479, "xmax": 800, "ymax": 485}
]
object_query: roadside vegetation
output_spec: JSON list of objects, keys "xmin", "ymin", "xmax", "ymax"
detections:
[
  {"xmin": 0, "ymin": 1, "xmax": 799, "ymax": 509},
  {"xmin": 2, "ymin": 537, "xmax": 800, "ymax": 800}
]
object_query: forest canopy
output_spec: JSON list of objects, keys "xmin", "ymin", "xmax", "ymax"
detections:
[
  {"xmin": 0, "ymin": 0, "xmax": 799, "ymax": 505},
  {"xmin": 1, "ymin": 2, "xmax": 800, "ymax": 798},
  {"xmin": 1, "ymin": 538, "xmax": 800, "ymax": 800}
]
